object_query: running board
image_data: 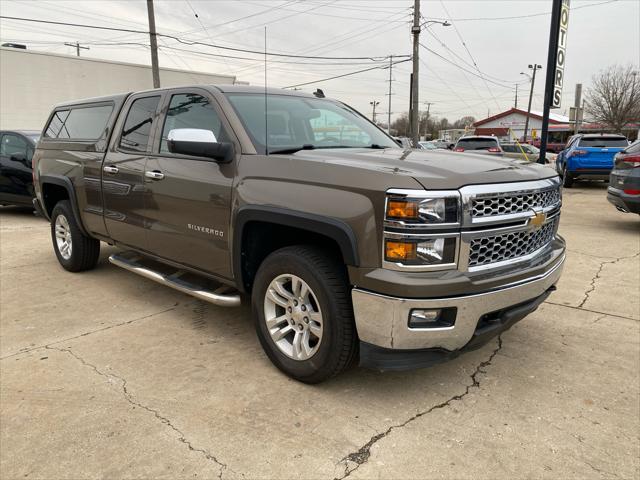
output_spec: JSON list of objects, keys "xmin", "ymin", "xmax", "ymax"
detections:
[{"xmin": 109, "ymin": 251, "xmax": 241, "ymax": 307}]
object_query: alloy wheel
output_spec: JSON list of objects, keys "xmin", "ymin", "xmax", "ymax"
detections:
[{"xmin": 263, "ymin": 274, "xmax": 323, "ymax": 361}]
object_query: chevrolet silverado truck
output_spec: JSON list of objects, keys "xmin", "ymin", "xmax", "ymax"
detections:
[{"xmin": 33, "ymin": 85, "xmax": 566, "ymax": 383}]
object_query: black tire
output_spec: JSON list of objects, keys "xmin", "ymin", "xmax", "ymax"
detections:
[
  {"xmin": 51, "ymin": 200, "xmax": 100, "ymax": 272},
  {"xmin": 562, "ymin": 165, "xmax": 574, "ymax": 188},
  {"xmin": 251, "ymin": 245, "xmax": 358, "ymax": 383}
]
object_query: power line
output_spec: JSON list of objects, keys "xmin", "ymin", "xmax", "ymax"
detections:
[
  {"xmin": 413, "ymin": 0, "xmax": 618, "ymax": 23},
  {"xmin": 0, "ymin": 15, "xmax": 409, "ymax": 61},
  {"xmin": 284, "ymin": 58, "xmax": 411, "ymax": 89},
  {"xmin": 437, "ymin": 0, "xmax": 500, "ymax": 110},
  {"xmin": 419, "ymin": 43, "xmax": 514, "ymax": 89}
]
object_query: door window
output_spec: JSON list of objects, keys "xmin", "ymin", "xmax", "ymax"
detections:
[
  {"xmin": 119, "ymin": 96, "xmax": 161, "ymax": 152},
  {"xmin": 1, "ymin": 134, "xmax": 28, "ymax": 157},
  {"xmin": 160, "ymin": 93, "xmax": 228, "ymax": 153}
]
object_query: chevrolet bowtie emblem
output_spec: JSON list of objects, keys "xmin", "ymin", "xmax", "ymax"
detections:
[{"xmin": 528, "ymin": 210, "xmax": 547, "ymax": 231}]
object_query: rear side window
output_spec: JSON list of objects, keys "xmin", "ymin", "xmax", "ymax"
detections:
[
  {"xmin": 119, "ymin": 96, "xmax": 161, "ymax": 152},
  {"xmin": 501, "ymin": 144, "xmax": 516, "ymax": 152},
  {"xmin": 457, "ymin": 138, "xmax": 499, "ymax": 150},
  {"xmin": 578, "ymin": 137, "xmax": 629, "ymax": 147},
  {"xmin": 45, "ymin": 105, "xmax": 113, "ymax": 140}
]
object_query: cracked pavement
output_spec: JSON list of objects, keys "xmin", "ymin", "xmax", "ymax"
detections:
[{"xmin": 1, "ymin": 182, "xmax": 639, "ymax": 479}]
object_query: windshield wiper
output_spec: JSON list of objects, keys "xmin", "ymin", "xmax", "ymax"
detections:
[{"xmin": 268, "ymin": 144, "xmax": 315, "ymax": 155}]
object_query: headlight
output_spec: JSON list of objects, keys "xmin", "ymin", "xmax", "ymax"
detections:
[
  {"xmin": 383, "ymin": 190, "xmax": 460, "ymax": 271},
  {"xmin": 385, "ymin": 191, "xmax": 459, "ymax": 225},
  {"xmin": 384, "ymin": 236, "xmax": 457, "ymax": 267}
]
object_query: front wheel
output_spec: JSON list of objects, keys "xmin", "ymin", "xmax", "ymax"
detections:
[
  {"xmin": 251, "ymin": 246, "xmax": 358, "ymax": 383},
  {"xmin": 562, "ymin": 165, "xmax": 574, "ymax": 188},
  {"xmin": 51, "ymin": 200, "xmax": 100, "ymax": 272}
]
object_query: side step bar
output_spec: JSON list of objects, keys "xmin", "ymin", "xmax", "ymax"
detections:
[{"xmin": 109, "ymin": 252, "xmax": 241, "ymax": 307}]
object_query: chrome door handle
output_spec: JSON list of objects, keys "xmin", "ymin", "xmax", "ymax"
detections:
[
  {"xmin": 103, "ymin": 166, "xmax": 119, "ymax": 174},
  {"xmin": 145, "ymin": 170, "xmax": 165, "ymax": 180}
]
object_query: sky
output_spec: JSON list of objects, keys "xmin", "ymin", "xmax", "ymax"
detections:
[{"xmin": 0, "ymin": 0, "xmax": 638, "ymax": 124}]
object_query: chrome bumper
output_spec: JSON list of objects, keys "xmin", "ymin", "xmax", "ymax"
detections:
[{"xmin": 352, "ymin": 254, "xmax": 565, "ymax": 351}]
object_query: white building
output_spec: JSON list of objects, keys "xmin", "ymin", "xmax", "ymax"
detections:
[
  {"xmin": 0, "ymin": 47, "xmax": 242, "ymax": 130},
  {"xmin": 438, "ymin": 128, "xmax": 468, "ymax": 143},
  {"xmin": 472, "ymin": 108, "xmax": 570, "ymax": 142}
]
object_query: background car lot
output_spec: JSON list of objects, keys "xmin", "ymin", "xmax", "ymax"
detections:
[{"xmin": 1, "ymin": 183, "xmax": 638, "ymax": 480}]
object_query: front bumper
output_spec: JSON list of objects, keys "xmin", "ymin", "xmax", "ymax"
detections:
[{"xmin": 352, "ymin": 253, "xmax": 564, "ymax": 368}]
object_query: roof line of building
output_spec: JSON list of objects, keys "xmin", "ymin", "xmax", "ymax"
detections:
[
  {"xmin": 473, "ymin": 107, "xmax": 563, "ymax": 126},
  {"xmin": 0, "ymin": 46, "xmax": 236, "ymax": 82}
]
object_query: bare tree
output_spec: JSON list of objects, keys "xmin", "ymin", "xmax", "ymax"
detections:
[{"xmin": 585, "ymin": 64, "xmax": 640, "ymax": 132}]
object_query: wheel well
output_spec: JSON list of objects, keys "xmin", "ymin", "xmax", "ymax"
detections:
[
  {"xmin": 240, "ymin": 221, "xmax": 344, "ymax": 292},
  {"xmin": 41, "ymin": 183, "xmax": 69, "ymax": 216}
]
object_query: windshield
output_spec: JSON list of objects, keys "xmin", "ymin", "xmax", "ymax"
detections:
[
  {"xmin": 225, "ymin": 93, "xmax": 398, "ymax": 154},
  {"xmin": 579, "ymin": 137, "xmax": 628, "ymax": 147},
  {"xmin": 456, "ymin": 138, "xmax": 499, "ymax": 150}
]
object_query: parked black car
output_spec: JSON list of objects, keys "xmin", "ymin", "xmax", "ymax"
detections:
[
  {"xmin": 607, "ymin": 140, "xmax": 640, "ymax": 214},
  {"xmin": 0, "ymin": 130, "xmax": 40, "ymax": 207}
]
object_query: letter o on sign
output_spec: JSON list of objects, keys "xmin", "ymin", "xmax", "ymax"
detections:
[
  {"xmin": 557, "ymin": 49, "xmax": 565, "ymax": 67},
  {"xmin": 561, "ymin": 8, "xmax": 569, "ymax": 26}
]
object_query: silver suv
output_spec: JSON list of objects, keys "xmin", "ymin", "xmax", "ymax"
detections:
[{"xmin": 454, "ymin": 135, "xmax": 503, "ymax": 156}]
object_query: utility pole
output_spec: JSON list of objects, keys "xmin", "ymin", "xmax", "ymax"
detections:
[
  {"xmin": 573, "ymin": 83, "xmax": 582, "ymax": 134},
  {"xmin": 370, "ymin": 100, "xmax": 380, "ymax": 123},
  {"xmin": 423, "ymin": 101, "xmax": 433, "ymax": 139},
  {"xmin": 64, "ymin": 41, "xmax": 89, "ymax": 57},
  {"xmin": 387, "ymin": 55, "xmax": 393, "ymax": 134},
  {"xmin": 410, "ymin": 0, "xmax": 421, "ymax": 146},
  {"xmin": 146, "ymin": 0, "xmax": 161, "ymax": 88},
  {"xmin": 523, "ymin": 64, "xmax": 542, "ymax": 143},
  {"xmin": 514, "ymin": 83, "xmax": 518, "ymax": 108}
]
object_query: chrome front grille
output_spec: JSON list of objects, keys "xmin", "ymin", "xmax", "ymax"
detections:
[
  {"xmin": 468, "ymin": 217, "xmax": 559, "ymax": 268},
  {"xmin": 471, "ymin": 187, "xmax": 561, "ymax": 218}
]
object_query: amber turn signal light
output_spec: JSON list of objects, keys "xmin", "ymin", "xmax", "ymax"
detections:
[
  {"xmin": 386, "ymin": 200, "xmax": 419, "ymax": 219},
  {"xmin": 385, "ymin": 240, "xmax": 417, "ymax": 261}
]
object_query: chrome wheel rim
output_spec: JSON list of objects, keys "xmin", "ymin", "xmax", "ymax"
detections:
[
  {"xmin": 54, "ymin": 214, "xmax": 72, "ymax": 260},
  {"xmin": 263, "ymin": 274, "xmax": 323, "ymax": 361}
]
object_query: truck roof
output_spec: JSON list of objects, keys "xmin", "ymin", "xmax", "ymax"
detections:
[
  {"xmin": 51, "ymin": 84, "xmax": 319, "ymax": 110},
  {"xmin": 54, "ymin": 92, "xmax": 131, "ymax": 109}
]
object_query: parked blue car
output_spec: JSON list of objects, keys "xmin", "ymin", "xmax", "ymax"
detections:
[{"xmin": 556, "ymin": 133, "xmax": 629, "ymax": 187}]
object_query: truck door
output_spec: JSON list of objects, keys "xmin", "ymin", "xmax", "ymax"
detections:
[
  {"xmin": 0, "ymin": 133, "xmax": 34, "ymax": 205},
  {"xmin": 102, "ymin": 94, "xmax": 162, "ymax": 250},
  {"xmin": 143, "ymin": 89, "xmax": 236, "ymax": 280}
]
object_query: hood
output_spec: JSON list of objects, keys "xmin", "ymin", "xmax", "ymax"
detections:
[{"xmin": 289, "ymin": 148, "xmax": 558, "ymax": 190}]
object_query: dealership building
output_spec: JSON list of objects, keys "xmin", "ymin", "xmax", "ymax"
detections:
[
  {"xmin": 472, "ymin": 108, "xmax": 570, "ymax": 142},
  {"xmin": 0, "ymin": 46, "xmax": 243, "ymax": 130}
]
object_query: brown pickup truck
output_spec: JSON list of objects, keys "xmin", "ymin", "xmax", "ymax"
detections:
[{"xmin": 33, "ymin": 85, "xmax": 565, "ymax": 383}]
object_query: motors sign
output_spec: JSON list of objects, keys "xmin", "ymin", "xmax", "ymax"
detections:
[{"xmin": 552, "ymin": 0, "xmax": 570, "ymax": 108}]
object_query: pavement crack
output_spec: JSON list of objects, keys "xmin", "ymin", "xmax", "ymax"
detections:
[
  {"xmin": 334, "ymin": 336, "xmax": 503, "ymax": 480},
  {"xmin": 543, "ymin": 301, "xmax": 639, "ymax": 322},
  {"xmin": 44, "ymin": 344, "xmax": 229, "ymax": 479},
  {"xmin": 0, "ymin": 306, "xmax": 178, "ymax": 361},
  {"xmin": 577, "ymin": 253, "xmax": 639, "ymax": 309}
]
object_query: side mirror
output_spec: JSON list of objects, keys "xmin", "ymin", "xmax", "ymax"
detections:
[
  {"xmin": 167, "ymin": 128, "xmax": 234, "ymax": 163},
  {"xmin": 10, "ymin": 153, "xmax": 28, "ymax": 165}
]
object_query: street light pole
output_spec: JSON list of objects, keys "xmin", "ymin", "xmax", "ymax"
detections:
[
  {"xmin": 370, "ymin": 100, "xmax": 380, "ymax": 123},
  {"xmin": 411, "ymin": 0, "xmax": 421, "ymax": 147},
  {"xmin": 522, "ymin": 64, "xmax": 542, "ymax": 142}
]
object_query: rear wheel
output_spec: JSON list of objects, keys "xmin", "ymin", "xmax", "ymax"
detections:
[
  {"xmin": 251, "ymin": 246, "xmax": 358, "ymax": 383},
  {"xmin": 51, "ymin": 200, "xmax": 100, "ymax": 272}
]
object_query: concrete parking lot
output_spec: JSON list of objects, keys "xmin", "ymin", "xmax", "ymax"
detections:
[{"xmin": 1, "ymin": 183, "xmax": 638, "ymax": 480}]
